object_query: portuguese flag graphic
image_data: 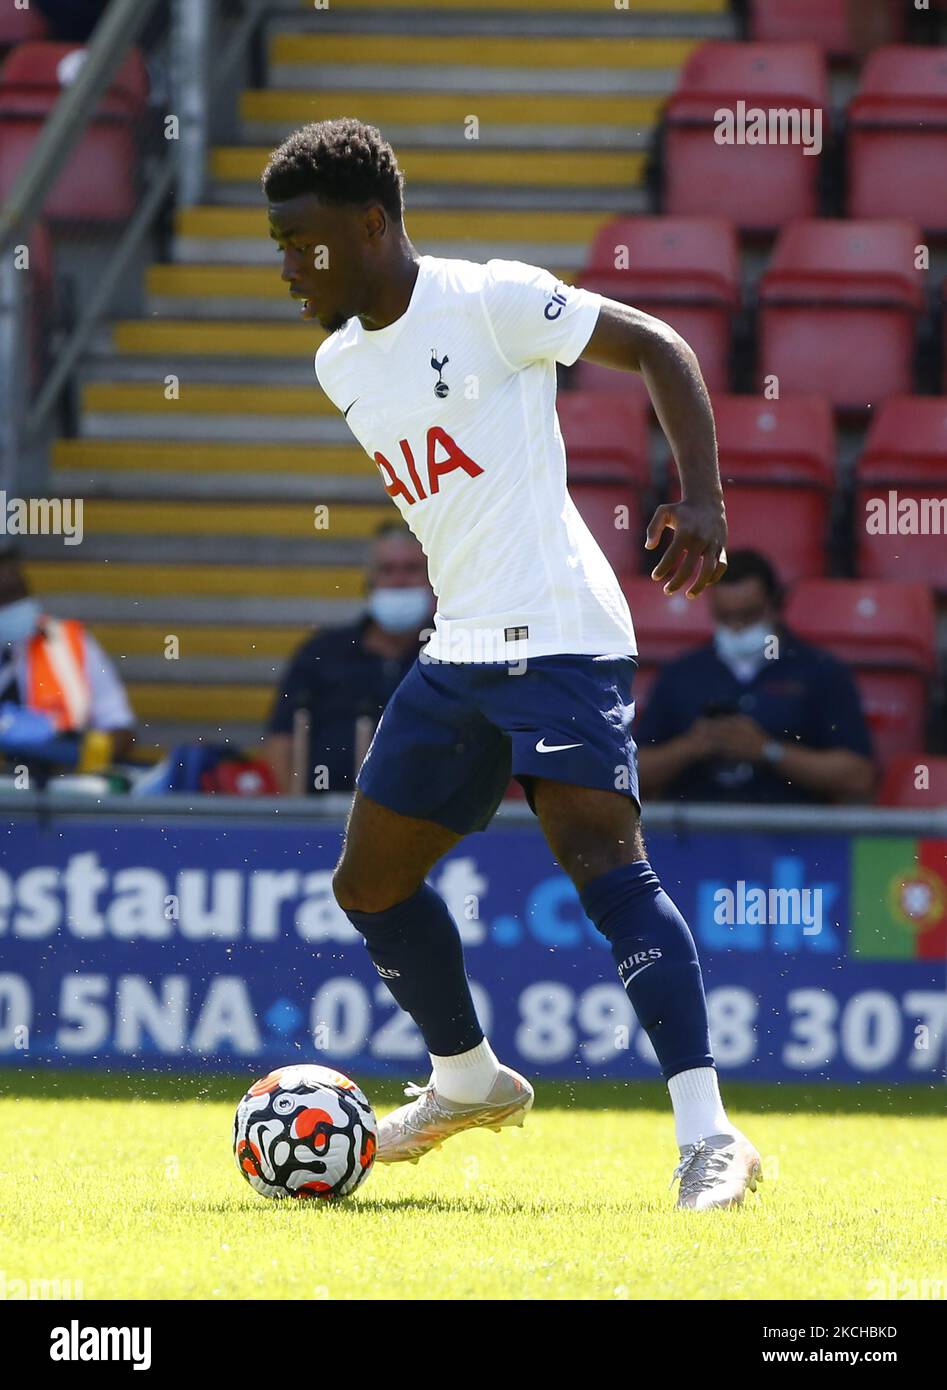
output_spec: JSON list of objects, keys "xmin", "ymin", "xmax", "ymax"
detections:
[{"xmin": 851, "ymin": 838, "xmax": 947, "ymax": 960}]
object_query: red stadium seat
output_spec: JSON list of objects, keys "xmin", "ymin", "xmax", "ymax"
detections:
[
  {"xmin": 851, "ymin": 397, "xmax": 945, "ymax": 586},
  {"xmin": 848, "ymin": 48, "xmax": 947, "ymax": 232},
  {"xmin": 619, "ymin": 577, "xmax": 715, "ymax": 664},
  {"xmin": 857, "ymin": 395, "xmax": 947, "ymax": 486},
  {"xmin": 0, "ymin": 43, "xmax": 148, "ymax": 221},
  {"xmin": 785, "ymin": 579, "xmax": 935, "ymax": 671},
  {"xmin": 574, "ymin": 217, "xmax": 740, "ymax": 396},
  {"xmin": 0, "ymin": 42, "xmax": 148, "ymax": 117},
  {"xmin": 750, "ymin": 0, "xmax": 851, "ymax": 55},
  {"xmin": 855, "ymin": 396, "xmax": 947, "ymax": 592},
  {"xmin": 749, "ymin": 0, "xmax": 904, "ymax": 58},
  {"xmin": 854, "ymin": 670, "xmax": 930, "ymax": 764},
  {"xmin": 877, "ymin": 755, "xmax": 947, "ymax": 807},
  {"xmin": 570, "ymin": 482, "xmax": 644, "ymax": 573},
  {"xmin": 857, "ymin": 487, "xmax": 947, "ymax": 590},
  {"xmin": 645, "ymin": 394, "xmax": 837, "ymax": 586},
  {"xmin": 712, "ymin": 394, "xmax": 835, "ymax": 585},
  {"xmin": 758, "ymin": 220, "xmax": 925, "ymax": 411},
  {"xmin": 0, "ymin": 7, "xmax": 49, "ymax": 46},
  {"xmin": 785, "ymin": 579, "xmax": 935, "ymax": 764},
  {"xmin": 716, "ymin": 490, "xmax": 827, "ymax": 586},
  {"xmin": 663, "ymin": 43, "xmax": 828, "ymax": 232},
  {"xmin": 558, "ymin": 392, "xmax": 649, "ymax": 484},
  {"xmin": 714, "ymin": 394, "xmax": 835, "ymax": 486}
]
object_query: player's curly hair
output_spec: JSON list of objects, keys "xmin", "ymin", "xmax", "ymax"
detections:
[{"xmin": 262, "ymin": 118, "xmax": 405, "ymax": 222}]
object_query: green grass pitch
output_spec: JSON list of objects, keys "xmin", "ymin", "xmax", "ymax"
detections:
[{"xmin": 3, "ymin": 1072, "xmax": 945, "ymax": 1301}]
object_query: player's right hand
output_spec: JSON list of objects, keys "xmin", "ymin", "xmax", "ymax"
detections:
[{"xmin": 645, "ymin": 500, "xmax": 728, "ymax": 599}]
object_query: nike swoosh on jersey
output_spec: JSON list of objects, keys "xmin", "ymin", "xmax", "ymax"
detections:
[
  {"xmin": 343, "ymin": 398, "xmax": 359, "ymax": 418},
  {"xmin": 535, "ymin": 738, "xmax": 583, "ymax": 753}
]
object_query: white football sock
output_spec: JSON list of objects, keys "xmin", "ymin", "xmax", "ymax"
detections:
[
  {"xmin": 667, "ymin": 1067, "xmax": 733, "ymax": 1149},
  {"xmin": 430, "ymin": 1037, "xmax": 501, "ymax": 1103}
]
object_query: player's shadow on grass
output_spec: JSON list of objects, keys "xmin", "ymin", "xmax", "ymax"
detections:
[
  {"xmin": 172, "ymin": 1194, "xmax": 597, "ymax": 1216},
  {"xmin": 4, "ymin": 1072, "xmax": 944, "ymax": 1117}
]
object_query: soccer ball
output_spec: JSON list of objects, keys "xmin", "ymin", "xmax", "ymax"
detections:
[{"xmin": 233, "ymin": 1064, "xmax": 377, "ymax": 1200}]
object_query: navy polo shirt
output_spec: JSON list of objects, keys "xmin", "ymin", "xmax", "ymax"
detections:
[
  {"xmin": 268, "ymin": 614, "xmax": 417, "ymax": 794},
  {"xmin": 636, "ymin": 629, "xmax": 873, "ymax": 804}
]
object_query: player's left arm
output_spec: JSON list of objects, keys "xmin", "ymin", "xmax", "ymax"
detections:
[{"xmin": 580, "ymin": 300, "xmax": 727, "ymax": 599}]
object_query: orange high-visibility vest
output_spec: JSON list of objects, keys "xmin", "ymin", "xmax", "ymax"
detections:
[{"xmin": 24, "ymin": 617, "xmax": 92, "ymax": 732}]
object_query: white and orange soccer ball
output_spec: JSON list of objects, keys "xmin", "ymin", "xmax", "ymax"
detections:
[{"xmin": 233, "ymin": 1064, "xmax": 377, "ymax": 1200}]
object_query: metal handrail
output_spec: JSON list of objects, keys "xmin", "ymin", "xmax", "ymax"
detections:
[
  {"xmin": 0, "ymin": 0, "xmax": 161, "ymax": 490},
  {"xmin": 0, "ymin": 0, "xmax": 271, "ymax": 490},
  {"xmin": 1, "ymin": 789, "xmax": 945, "ymax": 837},
  {"xmin": 0, "ymin": 0, "xmax": 164, "ymax": 253},
  {"xmin": 24, "ymin": 0, "xmax": 271, "ymax": 439}
]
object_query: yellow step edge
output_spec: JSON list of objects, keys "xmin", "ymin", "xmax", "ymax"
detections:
[
  {"xmin": 214, "ymin": 146, "xmax": 646, "ymax": 188},
  {"xmin": 81, "ymin": 383, "xmax": 335, "ymax": 416},
  {"xmin": 54, "ymin": 440, "xmax": 367, "ymax": 474},
  {"xmin": 129, "ymin": 684, "xmax": 272, "ymax": 721},
  {"xmin": 24, "ymin": 562, "xmax": 363, "ymax": 598},
  {"xmin": 147, "ymin": 262, "xmax": 574, "ymax": 297},
  {"xmin": 92, "ymin": 623, "xmax": 313, "ymax": 658},
  {"xmin": 270, "ymin": 34, "xmax": 698, "ymax": 68},
  {"xmin": 113, "ymin": 320, "xmax": 327, "ymax": 356},
  {"xmin": 176, "ymin": 205, "xmax": 612, "ymax": 241},
  {"xmin": 147, "ymin": 265, "xmax": 289, "ymax": 299},
  {"xmin": 81, "ymin": 501, "xmax": 391, "ymax": 538},
  {"xmin": 242, "ymin": 90, "xmax": 664, "ymax": 125}
]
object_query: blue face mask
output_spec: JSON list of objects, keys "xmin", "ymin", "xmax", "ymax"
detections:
[
  {"xmin": 367, "ymin": 586, "xmax": 432, "ymax": 634},
  {"xmin": 0, "ymin": 597, "xmax": 41, "ymax": 646}
]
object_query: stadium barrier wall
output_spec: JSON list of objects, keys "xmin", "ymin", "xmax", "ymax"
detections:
[{"xmin": 1, "ymin": 794, "xmax": 945, "ymax": 1084}]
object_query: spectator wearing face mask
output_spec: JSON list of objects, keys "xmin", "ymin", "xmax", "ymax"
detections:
[
  {"xmin": 636, "ymin": 550, "xmax": 876, "ymax": 805},
  {"xmin": 0, "ymin": 546, "xmax": 136, "ymax": 773},
  {"xmin": 263, "ymin": 520, "xmax": 435, "ymax": 794}
]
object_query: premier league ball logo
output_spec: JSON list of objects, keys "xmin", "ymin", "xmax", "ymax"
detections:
[{"xmin": 233, "ymin": 1064, "xmax": 377, "ymax": 1200}]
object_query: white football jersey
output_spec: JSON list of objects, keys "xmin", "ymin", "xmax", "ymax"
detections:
[{"xmin": 314, "ymin": 254, "xmax": 637, "ymax": 663}]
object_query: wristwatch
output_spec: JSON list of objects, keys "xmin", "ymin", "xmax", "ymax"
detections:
[{"xmin": 762, "ymin": 740, "xmax": 786, "ymax": 766}]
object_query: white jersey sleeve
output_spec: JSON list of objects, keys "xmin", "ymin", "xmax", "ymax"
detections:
[{"xmin": 480, "ymin": 258, "xmax": 603, "ymax": 371}]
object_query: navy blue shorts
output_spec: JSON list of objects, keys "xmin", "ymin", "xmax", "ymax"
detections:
[{"xmin": 356, "ymin": 652, "xmax": 640, "ymax": 835}]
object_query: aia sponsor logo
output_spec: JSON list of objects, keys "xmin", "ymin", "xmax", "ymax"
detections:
[{"xmin": 374, "ymin": 426, "xmax": 483, "ymax": 505}]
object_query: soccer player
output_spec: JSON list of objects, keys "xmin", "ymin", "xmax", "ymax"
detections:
[{"xmin": 264, "ymin": 119, "xmax": 762, "ymax": 1210}]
